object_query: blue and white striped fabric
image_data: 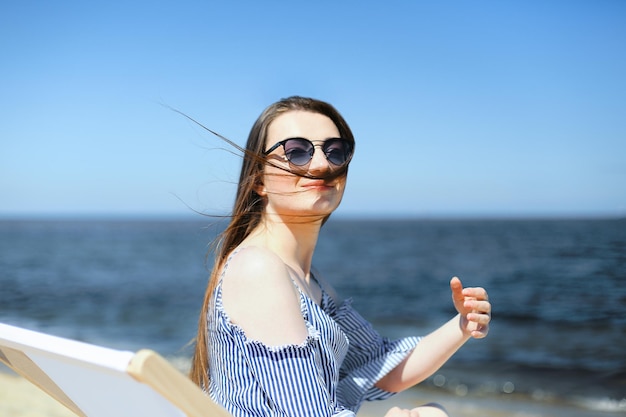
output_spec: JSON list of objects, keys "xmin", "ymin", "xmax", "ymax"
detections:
[{"xmin": 206, "ymin": 257, "xmax": 421, "ymax": 417}]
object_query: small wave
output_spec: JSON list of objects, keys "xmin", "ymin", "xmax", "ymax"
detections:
[{"xmin": 573, "ymin": 396, "xmax": 626, "ymax": 413}]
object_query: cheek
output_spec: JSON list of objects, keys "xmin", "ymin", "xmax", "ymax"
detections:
[
  {"xmin": 263, "ymin": 167, "xmax": 297, "ymax": 192},
  {"xmin": 336, "ymin": 176, "xmax": 348, "ymax": 192}
]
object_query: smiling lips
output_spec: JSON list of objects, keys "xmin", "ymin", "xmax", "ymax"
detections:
[{"xmin": 302, "ymin": 180, "xmax": 334, "ymax": 190}]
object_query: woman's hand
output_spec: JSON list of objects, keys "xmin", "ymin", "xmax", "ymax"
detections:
[
  {"xmin": 384, "ymin": 407, "xmax": 420, "ymax": 417},
  {"xmin": 450, "ymin": 276, "xmax": 491, "ymax": 339},
  {"xmin": 384, "ymin": 405, "xmax": 448, "ymax": 417}
]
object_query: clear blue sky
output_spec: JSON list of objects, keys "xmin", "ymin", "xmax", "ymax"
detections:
[{"xmin": 1, "ymin": 1, "xmax": 625, "ymax": 218}]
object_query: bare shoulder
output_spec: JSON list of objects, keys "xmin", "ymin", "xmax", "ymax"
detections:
[
  {"xmin": 224, "ymin": 246, "xmax": 285, "ymax": 281},
  {"xmin": 221, "ymin": 246, "xmax": 308, "ymax": 346}
]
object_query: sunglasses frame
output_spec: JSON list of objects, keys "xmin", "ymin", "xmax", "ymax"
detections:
[{"xmin": 264, "ymin": 137, "xmax": 354, "ymax": 167}]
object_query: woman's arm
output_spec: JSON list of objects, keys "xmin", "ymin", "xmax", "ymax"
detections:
[
  {"xmin": 221, "ymin": 246, "xmax": 309, "ymax": 346},
  {"xmin": 375, "ymin": 277, "xmax": 491, "ymax": 393}
]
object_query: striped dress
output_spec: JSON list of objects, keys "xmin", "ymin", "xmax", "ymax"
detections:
[{"xmin": 206, "ymin": 254, "xmax": 421, "ymax": 417}]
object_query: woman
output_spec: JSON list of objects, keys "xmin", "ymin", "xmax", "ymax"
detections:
[{"xmin": 190, "ymin": 96, "xmax": 491, "ymax": 417}]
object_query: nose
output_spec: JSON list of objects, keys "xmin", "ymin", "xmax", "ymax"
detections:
[{"xmin": 307, "ymin": 145, "xmax": 331, "ymax": 173}]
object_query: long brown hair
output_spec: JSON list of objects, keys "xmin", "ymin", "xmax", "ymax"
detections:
[{"xmin": 189, "ymin": 96, "xmax": 355, "ymax": 388}]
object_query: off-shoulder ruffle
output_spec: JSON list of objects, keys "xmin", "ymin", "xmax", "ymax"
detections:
[
  {"xmin": 212, "ymin": 281, "xmax": 321, "ymax": 353},
  {"xmin": 238, "ymin": 319, "xmax": 321, "ymax": 353}
]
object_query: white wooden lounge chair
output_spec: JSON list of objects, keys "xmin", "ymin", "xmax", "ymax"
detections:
[{"xmin": 0, "ymin": 323, "xmax": 231, "ymax": 417}]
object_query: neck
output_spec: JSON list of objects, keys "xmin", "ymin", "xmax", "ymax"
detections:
[{"xmin": 248, "ymin": 213, "xmax": 324, "ymax": 276}]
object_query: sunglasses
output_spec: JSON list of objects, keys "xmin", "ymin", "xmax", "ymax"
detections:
[{"xmin": 264, "ymin": 137, "xmax": 354, "ymax": 166}]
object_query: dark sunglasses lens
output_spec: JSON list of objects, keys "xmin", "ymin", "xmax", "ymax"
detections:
[
  {"xmin": 324, "ymin": 139, "xmax": 352, "ymax": 165},
  {"xmin": 283, "ymin": 138, "xmax": 314, "ymax": 165}
]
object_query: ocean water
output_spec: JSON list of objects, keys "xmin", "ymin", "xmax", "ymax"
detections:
[{"xmin": 1, "ymin": 218, "xmax": 625, "ymax": 413}]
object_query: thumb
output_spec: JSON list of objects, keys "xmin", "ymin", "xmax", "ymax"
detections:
[{"xmin": 450, "ymin": 276, "xmax": 465, "ymax": 304}]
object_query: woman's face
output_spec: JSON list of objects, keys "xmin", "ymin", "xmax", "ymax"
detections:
[{"xmin": 260, "ymin": 110, "xmax": 348, "ymax": 220}]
